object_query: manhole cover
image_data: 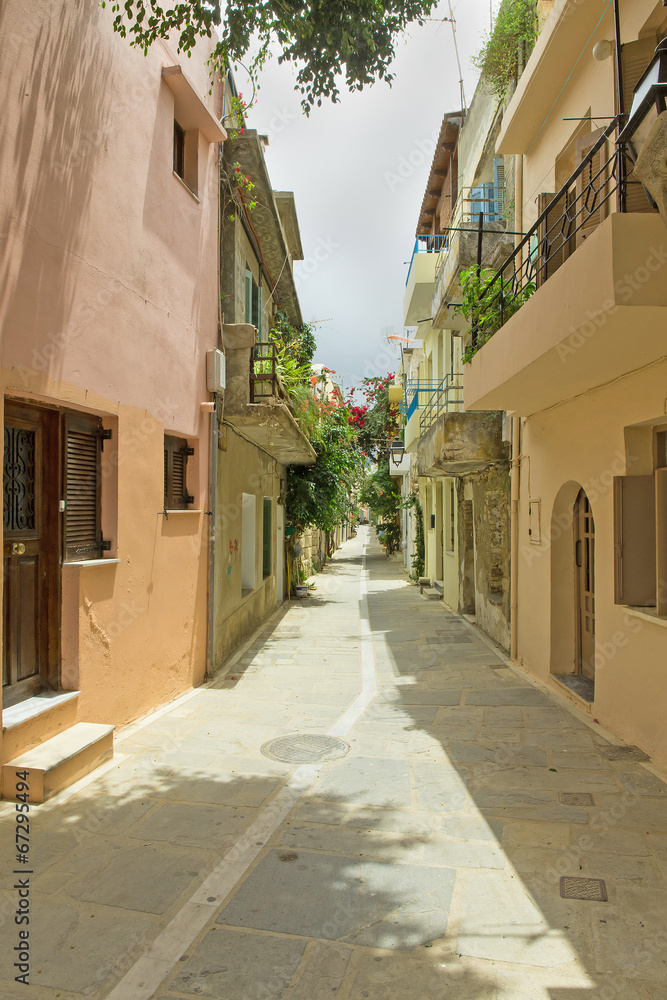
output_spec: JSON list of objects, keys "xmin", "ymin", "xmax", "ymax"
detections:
[
  {"xmin": 261, "ymin": 733, "xmax": 350, "ymax": 763},
  {"xmin": 560, "ymin": 792, "xmax": 595, "ymax": 806},
  {"xmin": 598, "ymin": 744, "xmax": 649, "ymax": 761},
  {"xmin": 560, "ymin": 876, "xmax": 607, "ymax": 901}
]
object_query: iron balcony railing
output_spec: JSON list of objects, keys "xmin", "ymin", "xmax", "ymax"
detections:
[
  {"xmin": 404, "ymin": 234, "xmax": 447, "ymax": 287},
  {"xmin": 434, "ymin": 185, "xmax": 506, "ymax": 283},
  {"xmin": 402, "ymin": 379, "xmax": 443, "ymax": 420},
  {"xmin": 250, "ymin": 343, "xmax": 286, "ymax": 403},
  {"xmin": 419, "ymin": 374, "xmax": 464, "ymax": 433},
  {"xmin": 470, "ymin": 115, "xmax": 649, "ymax": 348}
]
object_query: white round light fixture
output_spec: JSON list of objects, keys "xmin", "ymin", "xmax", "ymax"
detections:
[{"xmin": 592, "ymin": 39, "xmax": 613, "ymax": 61}]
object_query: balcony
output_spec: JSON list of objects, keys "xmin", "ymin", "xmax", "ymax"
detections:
[
  {"xmin": 432, "ymin": 187, "xmax": 515, "ymax": 329},
  {"xmin": 464, "ymin": 120, "xmax": 666, "ymax": 416},
  {"xmin": 223, "ymin": 325, "xmax": 316, "ymax": 466},
  {"xmin": 418, "ymin": 409, "xmax": 506, "ymax": 477},
  {"xmin": 403, "ymin": 235, "xmax": 446, "ymax": 325}
]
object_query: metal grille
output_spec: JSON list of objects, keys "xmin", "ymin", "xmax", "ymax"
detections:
[
  {"xmin": 428, "ymin": 635, "xmax": 472, "ymax": 644},
  {"xmin": 560, "ymin": 792, "xmax": 595, "ymax": 806},
  {"xmin": 271, "ymin": 627, "xmax": 302, "ymax": 638},
  {"xmin": 3, "ymin": 427, "xmax": 36, "ymax": 531},
  {"xmin": 261, "ymin": 733, "xmax": 350, "ymax": 763},
  {"xmin": 560, "ymin": 877, "xmax": 607, "ymax": 902},
  {"xmin": 598, "ymin": 744, "xmax": 650, "ymax": 761}
]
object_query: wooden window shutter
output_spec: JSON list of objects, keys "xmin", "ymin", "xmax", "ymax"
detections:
[
  {"xmin": 614, "ymin": 475, "xmax": 656, "ymax": 606},
  {"xmin": 262, "ymin": 497, "xmax": 272, "ymax": 577},
  {"xmin": 536, "ymin": 192, "xmax": 572, "ymax": 287},
  {"xmin": 64, "ymin": 413, "xmax": 103, "ymax": 561},
  {"xmin": 620, "ymin": 37, "xmax": 658, "ymax": 214},
  {"xmin": 164, "ymin": 435, "xmax": 194, "ymax": 510},
  {"xmin": 574, "ymin": 128, "xmax": 609, "ymax": 246},
  {"xmin": 257, "ymin": 283, "xmax": 263, "ymax": 341}
]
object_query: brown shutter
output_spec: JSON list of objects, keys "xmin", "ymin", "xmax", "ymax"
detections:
[
  {"xmin": 574, "ymin": 127, "xmax": 609, "ymax": 246},
  {"xmin": 614, "ymin": 475, "xmax": 656, "ymax": 606},
  {"xmin": 657, "ymin": 468, "xmax": 667, "ymax": 616},
  {"xmin": 621, "ymin": 37, "xmax": 658, "ymax": 213},
  {"xmin": 164, "ymin": 436, "xmax": 193, "ymax": 510},
  {"xmin": 64, "ymin": 413, "xmax": 102, "ymax": 561},
  {"xmin": 535, "ymin": 191, "xmax": 572, "ymax": 287}
]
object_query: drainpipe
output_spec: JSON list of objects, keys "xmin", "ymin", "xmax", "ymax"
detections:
[
  {"xmin": 510, "ymin": 152, "xmax": 524, "ymax": 662},
  {"xmin": 205, "ymin": 396, "xmax": 219, "ymax": 678}
]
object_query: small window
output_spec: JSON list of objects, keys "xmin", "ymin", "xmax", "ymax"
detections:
[
  {"xmin": 173, "ymin": 120, "xmax": 185, "ymax": 179},
  {"xmin": 64, "ymin": 413, "xmax": 109, "ymax": 561},
  {"xmin": 262, "ymin": 497, "xmax": 272, "ymax": 578},
  {"xmin": 164, "ymin": 435, "xmax": 194, "ymax": 510},
  {"xmin": 244, "ymin": 269, "xmax": 263, "ymax": 339},
  {"xmin": 241, "ymin": 493, "xmax": 256, "ymax": 592},
  {"xmin": 448, "ymin": 481, "xmax": 456, "ymax": 552}
]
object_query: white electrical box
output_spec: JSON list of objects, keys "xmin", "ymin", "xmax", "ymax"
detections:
[{"xmin": 206, "ymin": 349, "xmax": 226, "ymax": 393}]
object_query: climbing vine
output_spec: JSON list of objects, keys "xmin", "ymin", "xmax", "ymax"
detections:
[{"xmin": 472, "ymin": 0, "xmax": 539, "ymax": 100}]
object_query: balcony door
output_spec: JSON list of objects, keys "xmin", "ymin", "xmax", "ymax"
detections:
[
  {"xmin": 3, "ymin": 402, "xmax": 60, "ymax": 706},
  {"xmin": 574, "ymin": 489, "xmax": 595, "ymax": 681}
]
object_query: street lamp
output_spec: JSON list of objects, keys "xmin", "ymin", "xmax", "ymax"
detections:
[{"xmin": 390, "ymin": 439, "xmax": 406, "ymax": 467}]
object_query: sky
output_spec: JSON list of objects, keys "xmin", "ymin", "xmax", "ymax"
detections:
[{"xmin": 241, "ymin": 0, "xmax": 493, "ymax": 393}]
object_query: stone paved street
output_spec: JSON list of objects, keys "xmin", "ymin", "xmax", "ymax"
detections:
[{"xmin": 2, "ymin": 527, "xmax": 667, "ymax": 999}]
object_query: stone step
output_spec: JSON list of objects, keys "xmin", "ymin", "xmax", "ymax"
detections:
[
  {"xmin": 417, "ymin": 577, "xmax": 431, "ymax": 589},
  {"xmin": 421, "ymin": 587, "xmax": 442, "ymax": 601},
  {"xmin": 1, "ymin": 722, "xmax": 115, "ymax": 804},
  {"xmin": 433, "ymin": 579, "xmax": 444, "ymax": 595}
]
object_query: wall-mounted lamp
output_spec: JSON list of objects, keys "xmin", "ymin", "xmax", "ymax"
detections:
[
  {"xmin": 592, "ymin": 39, "xmax": 614, "ymax": 61},
  {"xmin": 390, "ymin": 439, "xmax": 406, "ymax": 467}
]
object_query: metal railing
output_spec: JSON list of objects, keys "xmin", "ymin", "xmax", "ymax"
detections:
[
  {"xmin": 402, "ymin": 379, "xmax": 443, "ymax": 420},
  {"xmin": 419, "ymin": 374, "xmax": 464, "ymax": 433},
  {"xmin": 405, "ymin": 234, "xmax": 447, "ymax": 286},
  {"xmin": 250, "ymin": 343, "xmax": 285, "ymax": 403},
  {"xmin": 434, "ymin": 185, "xmax": 506, "ymax": 283},
  {"xmin": 471, "ymin": 116, "xmax": 647, "ymax": 347}
]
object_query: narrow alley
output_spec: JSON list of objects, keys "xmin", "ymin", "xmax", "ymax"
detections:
[{"xmin": 1, "ymin": 528, "xmax": 666, "ymax": 999}]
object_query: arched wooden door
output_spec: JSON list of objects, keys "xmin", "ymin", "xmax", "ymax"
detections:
[{"xmin": 574, "ymin": 489, "xmax": 595, "ymax": 680}]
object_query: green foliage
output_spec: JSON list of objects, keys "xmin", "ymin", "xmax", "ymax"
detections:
[
  {"xmin": 286, "ymin": 403, "xmax": 361, "ymax": 533},
  {"xmin": 455, "ymin": 266, "xmax": 535, "ymax": 364},
  {"xmin": 472, "ymin": 0, "xmax": 539, "ymax": 100},
  {"xmin": 270, "ymin": 314, "xmax": 316, "ymax": 370},
  {"xmin": 358, "ymin": 462, "xmax": 401, "ymax": 520},
  {"xmin": 101, "ymin": 0, "xmax": 438, "ymax": 113},
  {"xmin": 408, "ymin": 491, "xmax": 425, "ymax": 580},
  {"xmin": 356, "ymin": 374, "xmax": 400, "ymax": 461}
]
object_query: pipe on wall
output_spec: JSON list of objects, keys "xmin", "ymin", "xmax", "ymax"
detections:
[
  {"xmin": 206, "ymin": 394, "xmax": 220, "ymax": 678},
  {"xmin": 510, "ymin": 152, "xmax": 524, "ymax": 662}
]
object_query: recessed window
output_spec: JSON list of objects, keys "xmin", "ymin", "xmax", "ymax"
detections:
[
  {"xmin": 164, "ymin": 435, "xmax": 194, "ymax": 510},
  {"xmin": 262, "ymin": 497, "xmax": 272, "ymax": 578},
  {"xmin": 172, "ymin": 119, "xmax": 198, "ymax": 196},
  {"xmin": 173, "ymin": 120, "xmax": 185, "ymax": 179}
]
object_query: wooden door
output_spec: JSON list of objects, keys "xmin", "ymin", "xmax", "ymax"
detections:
[
  {"xmin": 575, "ymin": 489, "xmax": 595, "ymax": 680},
  {"xmin": 3, "ymin": 403, "xmax": 59, "ymax": 705}
]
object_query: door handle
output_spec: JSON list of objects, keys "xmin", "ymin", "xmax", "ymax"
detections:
[{"xmin": 11, "ymin": 543, "xmax": 26, "ymax": 556}]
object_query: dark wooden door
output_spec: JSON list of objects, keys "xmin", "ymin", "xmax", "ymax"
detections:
[
  {"xmin": 575, "ymin": 489, "xmax": 595, "ymax": 681},
  {"xmin": 3, "ymin": 402, "xmax": 59, "ymax": 705}
]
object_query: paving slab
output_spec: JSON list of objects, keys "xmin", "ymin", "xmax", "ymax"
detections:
[{"xmin": 3, "ymin": 527, "xmax": 667, "ymax": 1000}]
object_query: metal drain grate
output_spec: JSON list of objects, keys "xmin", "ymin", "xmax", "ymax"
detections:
[
  {"xmin": 598, "ymin": 744, "xmax": 650, "ymax": 761},
  {"xmin": 271, "ymin": 627, "xmax": 302, "ymax": 638},
  {"xmin": 560, "ymin": 792, "xmax": 595, "ymax": 806},
  {"xmin": 261, "ymin": 733, "xmax": 350, "ymax": 764},
  {"xmin": 486, "ymin": 662, "xmax": 509, "ymax": 669},
  {"xmin": 560, "ymin": 876, "xmax": 607, "ymax": 901}
]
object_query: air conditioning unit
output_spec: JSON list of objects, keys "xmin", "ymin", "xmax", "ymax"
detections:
[{"xmin": 206, "ymin": 349, "xmax": 226, "ymax": 393}]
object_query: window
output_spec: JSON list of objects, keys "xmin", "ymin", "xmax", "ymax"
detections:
[
  {"xmin": 241, "ymin": 493, "xmax": 256, "ymax": 592},
  {"xmin": 447, "ymin": 481, "xmax": 456, "ymax": 552},
  {"xmin": 262, "ymin": 497, "xmax": 272, "ymax": 578},
  {"xmin": 614, "ymin": 430, "xmax": 667, "ymax": 614},
  {"xmin": 173, "ymin": 120, "xmax": 185, "ymax": 179},
  {"xmin": 64, "ymin": 413, "xmax": 110, "ymax": 561},
  {"xmin": 172, "ymin": 119, "xmax": 198, "ymax": 195},
  {"xmin": 164, "ymin": 436, "xmax": 194, "ymax": 510},
  {"xmin": 244, "ymin": 269, "xmax": 263, "ymax": 340}
]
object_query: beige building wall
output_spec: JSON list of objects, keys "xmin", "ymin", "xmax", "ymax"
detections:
[{"xmin": 0, "ymin": 1, "xmax": 222, "ymax": 759}]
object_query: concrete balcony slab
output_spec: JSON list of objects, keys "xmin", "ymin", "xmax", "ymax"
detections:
[
  {"xmin": 465, "ymin": 213, "xmax": 667, "ymax": 416},
  {"xmin": 418, "ymin": 410, "xmax": 507, "ymax": 476}
]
